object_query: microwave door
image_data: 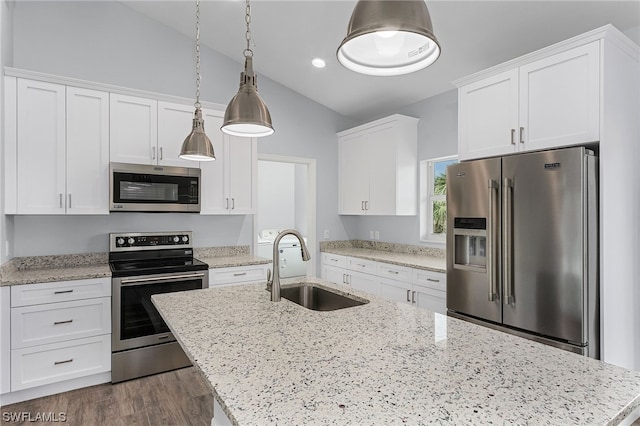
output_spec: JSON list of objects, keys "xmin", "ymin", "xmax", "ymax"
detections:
[{"xmin": 446, "ymin": 158, "xmax": 502, "ymax": 324}]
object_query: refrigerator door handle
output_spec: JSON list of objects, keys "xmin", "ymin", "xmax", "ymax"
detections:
[
  {"xmin": 502, "ymin": 177, "xmax": 514, "ymax": 305},
  {"xmin": 487, "ymin": 179, "xmax": 498, "ymax": 302}
]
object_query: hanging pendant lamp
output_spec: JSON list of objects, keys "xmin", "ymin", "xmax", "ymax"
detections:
[
  {"xmin": 221, "ymin": 0, "xmax": 274, "ymax": 138},
  {"xmin": 337, "ymin": 0, "xmax": 441, "ymax": 76},
  {"xmin": 180, "ymin": 0, "xmax": 215, "ymax": 161}
]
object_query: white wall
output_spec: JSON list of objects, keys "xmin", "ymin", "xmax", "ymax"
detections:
[
  {"xmin": 257, "ymin": 161, "xmax": 296, "ymax": 232},
  {"xmin": 346, "ymin": 89, "xmax": 458, "ymax": 246},
  {"xmin": 6, "ymin": 1, "xmax": 356, "ymax": 260}
]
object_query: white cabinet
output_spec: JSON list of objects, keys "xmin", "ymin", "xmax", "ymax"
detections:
[
  {"xmin": 457, "ymin": 40, "xmax": 600, "ymax": 160},
  {"xmin": 9, "ymin": 278, "xmax": 111, "ymax": 392},
  {"xmin": 1, "ymin": 287, "xmax": 10, "ymax": 395},
  {"xmin": 208, "ymin": 264, "xmax": 269, "ymax": 288},
  {"xmin": 6, "ymin": 78, "xmax": 109, "ymax": 214},
  {"xmin": 338, "ymin": 114, "xmax": 418, "ymax": 215},
  {"xmin": 201, "ymin": 111, "xmax": 257, "ymax": 215},
  {"xmin": 109, "ymin": 93, "xmax": 158, "ymax": 165},
  {"xmin": 320, "ymin": 252, "xmax": 447, "ymax": 313},
  {"xmin": 157, "ymin": 101, "xmax": 205, "ymax": 167}
]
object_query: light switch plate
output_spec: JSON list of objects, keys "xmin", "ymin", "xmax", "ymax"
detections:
[
  {"xmin": 370, "ymin": 231, "xmax": 374, "ymax": 239},
  {"xmin": 323, "ymin": 230, "xmax": 329, "ymax": 239},
  {"xmin": 374, "ymin": 231, "xmax": 380, "ymax": 240}
]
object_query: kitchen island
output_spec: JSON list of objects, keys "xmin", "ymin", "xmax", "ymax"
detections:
[{"xmin": 152, "ymin": 278, "xmax": 640, "ymax": 425}]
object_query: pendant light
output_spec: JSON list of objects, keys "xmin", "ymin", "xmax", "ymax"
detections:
[
  {"xmin": 221, "ymin": 0, "xmax": 274, "ymax": 138},
  {"xmin": 337, "ymin": 0, "xmax": 441, "ymax": 76},
  {"xmin": 180, "ymin": 0, "xmax": 215, "ymax": 161}
]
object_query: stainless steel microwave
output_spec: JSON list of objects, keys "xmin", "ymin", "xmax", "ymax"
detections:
[{"xmin": 109, "ymin": 163, "xmax": 201, "ymax": 212}]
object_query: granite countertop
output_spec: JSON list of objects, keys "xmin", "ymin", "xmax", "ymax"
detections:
[
  {"xmin": 321, "ymin": 240, "xmax": 446, "ymax": 273},
  {"xmin": 152, "ymin": 278, "xmax": 640, "ymax": 426},
  {"xmin": 1, "ymin": 247, "xmax": 271, "ymax": 287}
]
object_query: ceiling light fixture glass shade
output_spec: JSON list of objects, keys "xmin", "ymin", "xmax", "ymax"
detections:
[
  {"xmin": 337, "ymin": 0, "xmax": 441, "ymax": 76},
  {"xmin": 180, "ymin": 0, "xmax": 215, "ymax": 161},
  {"xmin": 222, "ymin": 57, "xmax": 274, "ymax": 137},
  {"xmin": 221, "ymin": 0, "xmax": 274, "ymax": 138}
]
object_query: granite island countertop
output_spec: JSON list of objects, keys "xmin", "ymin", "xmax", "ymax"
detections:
[
  {"xmin": 321, "ymin": 240, "xmax": 446, "ymax": 273},
  {"xmin": 152, "ymin": 278, "xmax": 640, "ymax": 426}
]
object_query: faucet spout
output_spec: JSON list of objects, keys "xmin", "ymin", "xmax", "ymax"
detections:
[{"xmin": 270, "ymin": 229, "xmax": 310, "ymax": 302}]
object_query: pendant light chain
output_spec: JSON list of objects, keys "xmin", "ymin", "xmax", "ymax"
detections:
[
  {"xmin": 195, "ymin": 0, "xmax": 202, "ymax": 109},
  {"xmin": 244, "ymin": 0, "xmax": 253, "ymax": 58}
]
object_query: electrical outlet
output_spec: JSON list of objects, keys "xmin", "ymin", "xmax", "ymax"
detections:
[
  {"xmin": 323, "ymin": 229, "xmax": 330, "ymax": 239},
  {"xmin": 370, "ymin": 230, "xmax": 375, "ymax": 239},
  {"xmin": 374, "ymin": 231, "xmax": 380, "ymax": 240}
]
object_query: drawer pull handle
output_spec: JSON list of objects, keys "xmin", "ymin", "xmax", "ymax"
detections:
[
  {"xmin": 388, "ymin": 271, "xmax": 399, "ymax": 275},
  {"xmin": 233, "ymin": 272, "xmax": 247, "ymax": 276},
  {"xmin": 158, "ymin": 336, "xmax": 170, "ymax": 340},
  {"xmin": 426, "ymin": 278, "xmax": 440, "ymax": 283},
  {"xmin": 331, "ymin": 259, "xmax": 338, "ymax": 262},
  {"xmin": 54, "ymin": 358, "xmax": 73, "ymax": 365},
  {"xmin": 54, "ymin": 290, "xmax": 74, "ymax": 295},
  {"xmin": 54, "ymin": 319, "xmax": 73, "ymax": 325},
  {"xmin": 356, "ymin": 263, "xmax": 365, "ymax": 267}
]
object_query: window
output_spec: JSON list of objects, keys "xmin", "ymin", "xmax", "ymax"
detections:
[{"xmin": 420, "ymin": 155, "xmax": 457, "ymax": 243}]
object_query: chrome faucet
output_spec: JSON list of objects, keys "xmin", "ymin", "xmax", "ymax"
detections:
[{"xmin": 267, "ymin": 229, "xmax": 310, "ymax": 302}]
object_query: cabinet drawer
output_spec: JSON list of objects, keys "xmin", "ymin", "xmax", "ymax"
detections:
[
  {"xmin": 378, "ymin": 263, "xmax": 412, "ymax": 282},
  {"xmin": 346, "ymin": 257, "xmax": 377, "ymax": 275},
  {"xmin": 11, "ymin": 297, "xmax": 111, "ymax": 349},
  {"xmin": 321, "ymin": 253, "xmax": 347, "ymax": 268},
  {"xmin": 11, "ymin": 334, "xmax": 111, "ymax": 391},
  {"xmin": 11, "ymin": 278, "xmax": 111, "ymax": 307},
  {"xmin": 209, "ymin": 265, "xmax": 268, "ymax": 287},
  {"xmin": 413, "ymin": 270, "xmax": 446, "ymax": 292}
]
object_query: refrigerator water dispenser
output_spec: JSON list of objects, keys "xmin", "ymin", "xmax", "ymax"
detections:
[{"xmin": 453, "ymin": 218, "xmax": 487, "ymax": 271}]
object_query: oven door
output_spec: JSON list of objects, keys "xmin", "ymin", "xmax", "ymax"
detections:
[{"xmin": 112, "ymin": 271, "xmax": 207, "ymax": 352}]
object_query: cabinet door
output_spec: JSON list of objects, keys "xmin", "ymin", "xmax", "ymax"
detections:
[
  {"xmin": 520, "ymin": 41, "xmax": 600, "ymax": 151},
  {"xmin": 66, "ymin": 87, "xmax": 110, "ymax": 214},
  {"xmin": 414, "ymin": 286, "xmax": 446, "ymax": 314},
  {"xmin": 379, "ymin": 278, "xmax": 411, "ymax": 305},
  {"xmin": 157, "ymin": 101, "xmax": 199, "ymax": 167},
  {"xmin": 16, "ymin": 79, "xmax": 66, "ymax": 214},
  {"xmin": 200, "ymin": 112, "xmax": 228, "ymax": 215},
  {"xmin": 368, "ymin": 124, "xmax": 397, "ymax": 215},
  {"xmin": 458, "ymin": 69, "xmax": 519, "ymax": 160},
  {"xmin": 348, "ymin": 270, "xmax": 379, "ymax": 296},
  {"xmin": 1, "ymin": 287, "xmax": 10, "ymax": 394},
  {"xmin": 321, "ymin": 265, "xmax": 346, "ymax": 286},
  {"xmin": 339, "ymin": 132, "xmax": 369, "ymax": 215},
  {"xmin": 109, "ymin": 94, "xmax": 157, "ymax": 165},
  {"xmin": 226, "ymin": 135, "xmax": 257, "ymax": 214}
]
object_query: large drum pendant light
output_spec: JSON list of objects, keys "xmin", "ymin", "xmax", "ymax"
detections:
[
  {"xmin": 221, "ymin": 0, "xmax": 274, "ymax": 138},
  {"xmin": 180, "ymin": 0, "xmax": 215, "ymax": 161},
  {"xmin": 337, "ymin": 0, "xmax": 441, "ymax": 76}
]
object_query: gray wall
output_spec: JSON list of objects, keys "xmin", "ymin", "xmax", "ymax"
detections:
[
  {"xmin": 347, "ymin": 89, "xmax": 458, "ymax": 246},
  {"xmin": 6, "ymin": 1, "xmax": 356, "ymax": 258}
]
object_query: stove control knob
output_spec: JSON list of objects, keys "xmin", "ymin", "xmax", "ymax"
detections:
[
  {"xmin": 127, "ymin": 238, "xmax": 135, "ymax": 245},
  {"xmin": 117, "ymin": 238, "xmax": 125, "ymax": 246},
  {"xmin": 173, "ymin": 236, "xmax": 180, "ymax": 243},
  {"xmin": 182, "ymin": 236, "xmax": 189, "ymax": 243}
]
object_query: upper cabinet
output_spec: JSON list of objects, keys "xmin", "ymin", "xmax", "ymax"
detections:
[
  {"xmin": 457, "ymin": 39, "xmax": 600, "ymax": 160},
  {"xmin": 110, "ymin": 96, "xmax": 197, "ymax": 167},
  {"xmin": 5, "ymin": 78, "xmax": 109, "ymax": 215},
  {"xmin": 338, "ymin": 114, "xmax": 418, "ymax": 216},
  {"xmin": 200, "ymin": 112, "xmax": 257, "ymax": 215}
]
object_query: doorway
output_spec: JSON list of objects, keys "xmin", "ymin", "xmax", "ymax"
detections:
[{"xmin": 254, "ymin": 154, "xmax": 317, "ymax": 277}]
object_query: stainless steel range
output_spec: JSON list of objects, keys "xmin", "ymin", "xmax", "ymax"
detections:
[{"xmin": 109, "ymin": 231, "xmax": 208, "ymax": 383}]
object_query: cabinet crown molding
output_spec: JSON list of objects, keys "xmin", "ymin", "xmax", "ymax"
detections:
[{"xmin": 337, "ymin": 114, "xmax": 419, "ymax": 137}]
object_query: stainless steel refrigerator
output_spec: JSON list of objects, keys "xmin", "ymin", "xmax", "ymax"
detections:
[{"xmin": 446, "ymin": 147, "xmax": 598, "ymax": 358}]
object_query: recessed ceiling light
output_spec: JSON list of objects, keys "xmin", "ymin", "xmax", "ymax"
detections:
[{"xmin": 312, "ymin": 58, "xmax": 326, "ymax": 68}]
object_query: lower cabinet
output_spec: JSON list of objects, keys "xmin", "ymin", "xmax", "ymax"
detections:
[
  {"xmin": 209, "ymin": 264, "xmax": 270, "ymax": 288},
  {"xmin": 320, "ymin": 253, "xmax": 447, "ymax": 314},
  {"xmin": 7, "ymin": 278, "xmax": 112, "ymax": 395}
]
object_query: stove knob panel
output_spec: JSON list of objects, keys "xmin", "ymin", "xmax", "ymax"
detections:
[
  {"xmin": 117, "ymin": 238, "xmax": 125, "ymax": 246},
  {"xmin": 173, "ymin": 236, "xmax": 180, "ymax": 243},
  {"xmin": 182, "ymin": 236, "xmax": 189, "ymax": 243},
  {"xmin": 127, "ymin": 238, "xmax": 135, "ymax": 245}
]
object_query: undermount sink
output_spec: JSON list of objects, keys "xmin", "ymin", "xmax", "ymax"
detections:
[{"xmin": 279, "ymin": 283, "xmax": 369, "ymax": 311}]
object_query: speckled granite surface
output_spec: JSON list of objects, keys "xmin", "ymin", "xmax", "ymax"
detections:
[
  {"xmin": 320, "ymin": 240, "xmax": 446, "ymax": 273},
  {"xmin": 153, "ymin": 279, "xmax": 640, "ymax": 426},
  {"xmin": 1, "ymin": 247, "xmax": 270, "ymax": 287},
  {"xmin": 0, "ymin": 253, "xmax": 111, "ymax": 286}
]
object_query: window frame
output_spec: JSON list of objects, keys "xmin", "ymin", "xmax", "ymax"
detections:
[{"xmin": 419, "ymin": 155, "xmax": 458, "ymax": 245}]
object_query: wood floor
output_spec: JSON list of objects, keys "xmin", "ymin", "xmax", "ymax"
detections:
[{"xmin": 0, "ymin": 367, "xmax": 213, "ymax": 426}]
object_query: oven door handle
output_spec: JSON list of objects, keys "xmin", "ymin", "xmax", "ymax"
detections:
[{"xmin": 120, "ymin": 272, "xmax": 206, "ymax": 285}]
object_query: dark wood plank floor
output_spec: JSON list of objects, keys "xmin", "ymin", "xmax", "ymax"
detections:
[{"xmin": 1, "ymin": 367, "xmax": 213, "ymax": 426}]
